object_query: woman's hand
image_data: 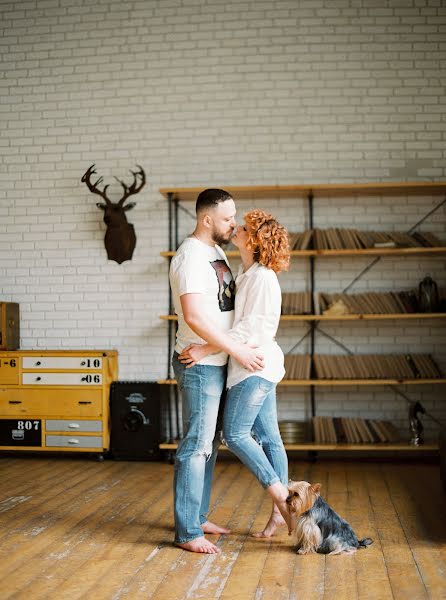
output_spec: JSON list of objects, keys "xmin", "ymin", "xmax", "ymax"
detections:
[{"xmin": 178, "ymin": 343, "xmax": 214, "ymax": 368}]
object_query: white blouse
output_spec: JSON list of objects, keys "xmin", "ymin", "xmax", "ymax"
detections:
[{"xmin": 226, "ymin": 262, "xmax": 285, "ymax": 389}]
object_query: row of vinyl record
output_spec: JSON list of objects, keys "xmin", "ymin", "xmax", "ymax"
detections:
[
  {"xmin": 278, "ymin": 420, "xmax": 308, "ymax": 444},
  {"xmin": 312, "ymin": 416, "xmax": 400, "ymax": 444},
  {"xmin": 288, "ymin": 229, "xmax": 444, "ymax": 250},
  {"xmin": 283, "ymin": 353, "xmax": 443, "ymax": 380},
  {"xmin": 281, "ymin": 290, "xmax": 446, "ymax": 315}
]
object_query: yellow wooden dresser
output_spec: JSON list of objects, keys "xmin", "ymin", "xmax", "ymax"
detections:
[{"xmin": 0, "ymin": 350, "xmax": 118, "ymax": 455}]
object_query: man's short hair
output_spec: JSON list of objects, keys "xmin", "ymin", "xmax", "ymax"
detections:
[{"xmin": 196, "ymin": 188, "xmax": 233, "ymax": 214}]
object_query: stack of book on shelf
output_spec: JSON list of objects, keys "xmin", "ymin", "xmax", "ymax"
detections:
[
  {"xmin": 312, "ymin": 416, "xmax": 400, "ymax": 444},
  {"xmin": 282, "ymin": 292, "xmax": 313, "ymax": 315},
  {"xmin": 319, "ymin": 291, "xmax": 420, "ymax": 314},
  {"xmin": 278, "ymin": 421, "xmax": 308, "ymax": 444},
  {"xmin": 312, "ymin": 354, "xmax": 442, "ymax": 380},
  {"xmin": 283, "ymin": 354, "xmax": 443, "ymax": 380},
  {"xmin": 281, "ymin": 289, "xmax": 445, "ymax": 316},
  {"xmin": 288, "ymin": 230, "xmax": 313, "ymax": 250},
  {"xmin": 287, "ymin": 229, "xmax": 444, "ymax": 250},
  {"xmin": 284, "ymin": 355, "xmax": 312, "ymax": 379}
]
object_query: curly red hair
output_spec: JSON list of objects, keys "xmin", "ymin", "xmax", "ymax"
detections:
[{"xmin": 244, "ymin": 209, "xmax": 290, "ymax": 273}]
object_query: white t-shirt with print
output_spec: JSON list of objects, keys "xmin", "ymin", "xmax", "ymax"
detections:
[{"xmin": 169, "ymin": 236, "xmax": 235, "ymax": 366}]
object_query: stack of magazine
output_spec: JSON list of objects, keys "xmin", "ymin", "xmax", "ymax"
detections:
[{"xmin": 312, "ymin": 416, "xmax": 400, "ymax": 444}]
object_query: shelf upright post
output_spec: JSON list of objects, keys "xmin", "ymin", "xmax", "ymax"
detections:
[
  {"xmin": 173, "ymin": 195, "xmax": 181, "ymax": 439},
  {"xmin": 167, "ymin": 192, "xmax": 174, "ymax": 366},
  {"xmin": 174, "ymin": 196, "xmax": 179, "ymax": 249},
  {"xmin": 308, "ymin": 192, "xmax": 316, "ymax": 420},
  {"xmin": 166, "ymin": 192, "xmax": 174, "ymax": 442}
]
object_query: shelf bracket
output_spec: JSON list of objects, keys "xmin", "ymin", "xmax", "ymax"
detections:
[
  {"xmin": 341, "ymin": 194, "xmax": 446, "ymax": 294},
  {"xmin": 407, "ymin": 194, "xmax": 446, "ymax": 234}
]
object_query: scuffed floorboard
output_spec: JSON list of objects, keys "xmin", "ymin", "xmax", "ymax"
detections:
[{"xmin": 0, "ymin": 456, "xmax": 444, "ymax": 599}]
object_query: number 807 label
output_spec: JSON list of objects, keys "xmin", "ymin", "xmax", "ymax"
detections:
[{"xmin": 0, "ymin": 419, "xmax": 42, "ymax": 447}]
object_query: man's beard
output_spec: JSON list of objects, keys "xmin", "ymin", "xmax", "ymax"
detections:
[{"xmin": 212, "ymin": 228, "xmax": 233, "ymax": 246}]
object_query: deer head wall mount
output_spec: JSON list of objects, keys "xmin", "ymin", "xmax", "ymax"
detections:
[{"xmin": 81, "ymin": 164, "xmax": 146, "ymax": 264}]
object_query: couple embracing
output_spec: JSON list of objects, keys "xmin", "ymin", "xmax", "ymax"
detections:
[{"xmin": 170, "ymin": 188, "xmax": 292, "ymax": 554}]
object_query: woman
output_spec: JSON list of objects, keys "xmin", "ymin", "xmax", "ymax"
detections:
[{"xmin": 179, "ymin": 209, "xmax": 291, "ymax": 537}]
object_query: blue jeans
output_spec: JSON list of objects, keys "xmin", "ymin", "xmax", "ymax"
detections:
[
  {"xmin": 223, "ymin": 376, "xmax": 288, "ymax": 489},
  {"xmin": 172, "ymin": 352, "xmax": 227, "ymax": 543}
]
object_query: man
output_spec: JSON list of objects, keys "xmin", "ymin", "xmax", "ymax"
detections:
[{"xmin": 170, "ymin": 188, "xmax": 264, "ymax": 554}]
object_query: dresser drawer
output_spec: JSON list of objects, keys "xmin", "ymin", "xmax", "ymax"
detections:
[
  {"xmin": 22, "ymin": 373, "xmax": 102, "ymax": 386},
  {"xmin": 0, "ymin": 355, "xmax": 19, "ymax": 385},
  {"xmin": 45, "ymin": 435, "xmax": 103, "ymax": 448},
  {"xmin": 23, "ymin": 357, "xmax": 102, "ymax": 370},
  {"xmin": 45, "ymin": 419, "xmax": 102, "ymax": 432},
  {"xmin": 0, "ymin": 388, "xmax": 103, "ymax": 416},
  {"xmin": 0, "ymin": 349, "xmax": 117, "ymax": 453}
]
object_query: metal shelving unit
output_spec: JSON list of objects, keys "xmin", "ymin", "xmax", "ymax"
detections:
[{"xmin": 159, "ymin": 182, "xmax": 446, "ymax": 452}]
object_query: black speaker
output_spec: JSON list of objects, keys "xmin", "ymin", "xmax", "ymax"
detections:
[{"xmin": 110, "ymin": 381, "xmax": 163, "ymax": 460}]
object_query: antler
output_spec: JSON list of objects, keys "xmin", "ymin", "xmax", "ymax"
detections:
[
  {"xmin": 81, "ymin": 164, "xmax": 111, "ymax": 204},
  {"xmin": 115, "ymin": 165, "xmax": 146, "ymax": 206}
]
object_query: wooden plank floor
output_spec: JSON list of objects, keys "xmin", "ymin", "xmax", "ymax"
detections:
[{"xmin": 0, "ymin": 456, "xmax": 445, "ymax": 600}]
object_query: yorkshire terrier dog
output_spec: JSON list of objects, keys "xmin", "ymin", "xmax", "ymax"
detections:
[{"xmin": 286, "ymin": 481, "xmax": 373, "ymax": 555}]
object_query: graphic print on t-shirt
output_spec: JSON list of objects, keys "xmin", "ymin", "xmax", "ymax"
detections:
[{"xmin": 210, "ymin": 260, "xmax": 235, "ymax": 312}]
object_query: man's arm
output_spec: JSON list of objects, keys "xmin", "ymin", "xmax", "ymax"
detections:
[{"xmin": 180, "ymin": 293, "xmax": 264, "ymax": 372}]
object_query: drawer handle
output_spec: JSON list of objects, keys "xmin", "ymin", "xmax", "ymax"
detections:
[
  {"xmin": 78, "ymin": 401, "xmax": 92, "ymax": 405},
  {"xmin": 68, "ymin": 439, "xmax": 80, "ymax": 445},
  {"xmin": 68, "ymin": 423, "xmax": 80, "ymax": 429},
  {"xmin": 36, "ymin": 377, "xmax": 41, "ymax": 381},
  {"xmin": 9, "ymin": 400, "xmax": 22, "ymax": 404},
  {"xmin": 36, "ymin": 361, "xmax": 41, "ymax": 366}
]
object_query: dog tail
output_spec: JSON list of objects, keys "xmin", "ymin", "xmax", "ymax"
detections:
[{"xmin": 358, "ymin": 538, "xmax": 373, "ymax": 548}]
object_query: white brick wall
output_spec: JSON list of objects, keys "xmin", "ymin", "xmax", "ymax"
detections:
[{"xmin": 1, "ymin": 0, "xmax": 445, "ymax": 440}]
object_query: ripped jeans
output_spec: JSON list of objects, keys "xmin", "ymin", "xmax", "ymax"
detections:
[
  {"xmin": 172, "ymin": 352, "xmax": 227, "ymax": 543},
  {"xmin": 223, "ymin": 376, "xmax": 288, "ymax": 489}
]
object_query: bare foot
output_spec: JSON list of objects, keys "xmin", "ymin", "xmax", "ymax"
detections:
[
  {"xmin": 252, "ymin": 512, "xmax": 286, "ymax": 538},
  {"xmin": 201, "ymin": 520, "xmax": 231, "ymax": 535},
  {"xmin": 175, "ymin": 536, "xmax": 221, "ymax": 554},
  {"xmin": 275, "ymin": 499, "xmax": 294, "ymax": 535},
  {"xmin": 266, "ymin": 482, "xmax": 294, "ymax": 536}
]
